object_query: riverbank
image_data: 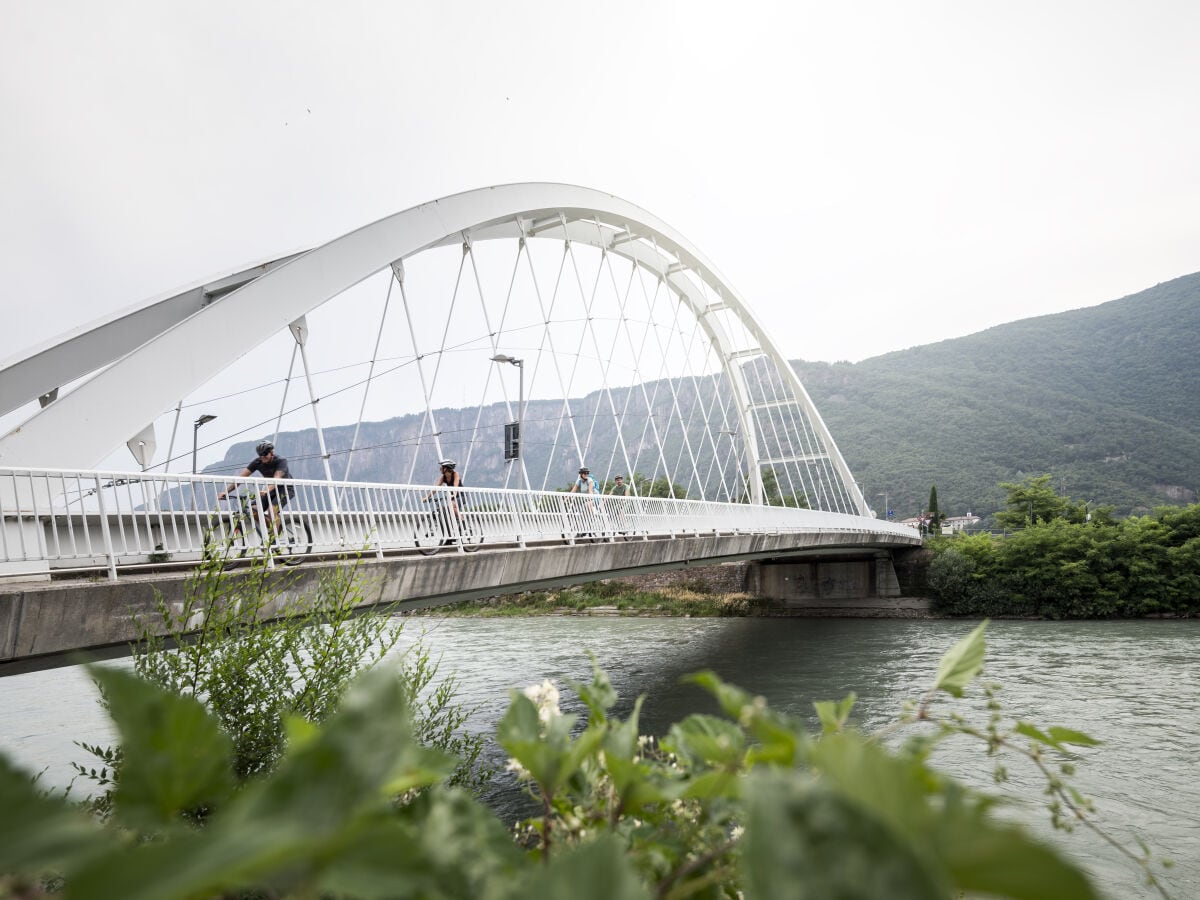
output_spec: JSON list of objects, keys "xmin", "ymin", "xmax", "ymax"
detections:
[{"xmin": 404, "ymin": 579, "xmax": 933, "ymax": 618}]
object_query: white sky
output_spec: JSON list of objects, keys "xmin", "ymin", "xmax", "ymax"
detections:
[{"xmin": 3, "ymin": 0, "xmax": 1199, "ymax": 369}]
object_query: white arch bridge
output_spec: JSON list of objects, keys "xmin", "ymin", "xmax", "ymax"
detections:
[{"xmin": 0, "ymin": 184, "xmax": 918, "ymax": 672}]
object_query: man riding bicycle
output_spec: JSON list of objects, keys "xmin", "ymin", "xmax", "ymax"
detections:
[{"xmin": 218, "ymin": 441, "xmax": 294, "ymax": 535}]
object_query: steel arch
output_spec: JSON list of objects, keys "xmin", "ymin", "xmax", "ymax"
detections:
[{"xmin": 0, "ymin": 184, "xmax": 867, "ymax": 513}]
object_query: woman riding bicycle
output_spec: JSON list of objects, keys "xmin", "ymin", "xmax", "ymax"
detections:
[{"xmin": 423, "ymin": 458, "xmax": 465, "ymax": 529}]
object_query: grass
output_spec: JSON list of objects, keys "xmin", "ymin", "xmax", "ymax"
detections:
[{"xmin": 408, "ymin": 580, "xmax": 779, "ymax": 618}]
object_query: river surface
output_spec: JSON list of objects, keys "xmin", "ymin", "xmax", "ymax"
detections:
[{"xmin": 2, "ymin": 617, "xmax": 1196, "ymax": 898}]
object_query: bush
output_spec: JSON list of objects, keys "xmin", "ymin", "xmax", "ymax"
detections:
[
  {"xmin": 927, "ymin": 547, "xmax": 976, "ymax": 614},
  {"xmin": 927, "ymin": 501, "xmax": 1200, "ymax": 618},
  {"xmin": 74, "ymin": 551, "xmax": 487, "ymax": 812}
]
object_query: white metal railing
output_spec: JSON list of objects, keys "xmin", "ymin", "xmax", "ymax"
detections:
[{"xmin": 0, "ymin": 468, "xmax": 920, "ymax": 581}]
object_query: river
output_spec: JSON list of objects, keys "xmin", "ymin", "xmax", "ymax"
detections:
[{"xmin": 2, "ymin": 617, "xmax": 1196, "ymax": 898}]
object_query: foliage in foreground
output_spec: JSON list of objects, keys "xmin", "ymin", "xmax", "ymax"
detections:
[
  {"xmin": 928, "ymin": 500, "xmax": 1200, "ymax": 617},
  {"xmin": 1, "ymin": 623, "xmax": 1178, "ymax": 899},
  {"xmin": 74, "ymin": 551, "xmax": 488, "ymax": 814}
]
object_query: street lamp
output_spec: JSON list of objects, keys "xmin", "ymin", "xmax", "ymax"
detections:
[
  {"xmin": 490, "ymin": 355, "xmax": 525, "ymax": 485},
  {"xmin": 192, "ymin": 414, "xmax": 217, "ymax": 475}
]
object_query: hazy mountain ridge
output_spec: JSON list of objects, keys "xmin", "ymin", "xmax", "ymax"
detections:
[
  {"xmin": 801, "ymin": 271, "xmax": 1200, "ymax": 519},
  {"xmin": 215, "ymin": 271, "xmax": 1200, "ymax": 522}
]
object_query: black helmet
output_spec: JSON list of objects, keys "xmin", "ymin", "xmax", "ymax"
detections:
[
  {"xmin": 439, "ymin": 458, "xmax": 457, "ymax": 469},
  {"xmin": 578, "ymin": 466, "xmax": 590, "ymax": 475},
  {"xmin": 256, "ymin": 440, "xmax": 274, "ymax": 457}
]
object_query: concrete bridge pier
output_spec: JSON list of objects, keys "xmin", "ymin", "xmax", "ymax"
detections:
[{"xmin": 746, "ymin": 552, "xmax": 928, "ymax": 617}]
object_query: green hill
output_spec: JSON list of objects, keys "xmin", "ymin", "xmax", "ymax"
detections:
[
  {"xmin": 214, "ymin": 272, "xmax": 1200, "ymax": 523},
  {"xmin": 801, "ymin": 271, "xmax": 1200, "ymax": 521}
]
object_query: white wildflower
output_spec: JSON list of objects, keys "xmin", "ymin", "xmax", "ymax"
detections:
[
  {"xmin": 506, "ymin": 757, "xmax": 531, "ymax": 780},
  {"xmin": 523, "ymin": 678, "xmax": 562, "ymax": 726}
]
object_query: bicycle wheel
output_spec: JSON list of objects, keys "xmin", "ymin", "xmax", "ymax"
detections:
[
  {"xmin": 203, "ymin": 518, "xmax": 249, "ymax": 569},
  {"xmin": 460, "ymin": 518, "xmax": 482, "ymax": 553},
  {"xmin": 415, "ymin": 520, "xmax": 442, "ymax": 555},
  {"xmin": 275, "ymin": 515, "xmax": 312, "ymax": 566}
]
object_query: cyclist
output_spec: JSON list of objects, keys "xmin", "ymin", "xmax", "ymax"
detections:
[
  {"xmin": 570, "ymin": 465, "xmax": 599, "ymax": 496},
  {"xmin": 218, "ymin": 440, "xmax": 294, "ymax": 534},
  {"xmin": 607, "ymin": 474, "xmax": 634, "ymax": 533},
  {"xmin": 607, "ymin": 474, "xmax": 632, "ymax": 496},
  {"xmin": 423, "ymin": 458, "xmax": 465, "ymax": 534},
  {"xmin": 568, "ymin": 465, "xmax": 602, "ymax": 535}
]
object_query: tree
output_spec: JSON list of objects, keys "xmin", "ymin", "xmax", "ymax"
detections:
[
  {"xmin": 995, "ymin": 474, "xmax": 1071, "ymax": 530},
  {"xmin": 742, "ymin": 467, "xmax": 809, "ymax": 507},
  {"xmin": 927, "ymin": 485, "xmax": 945, "ymax": 535},
  {"xmin": 626, "ymin": 471, "xmax": 687, "ymax": 499}
]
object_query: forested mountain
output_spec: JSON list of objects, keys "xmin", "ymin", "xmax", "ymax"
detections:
[
  {"xmin": 213, "ymin": 271, "xmax": 1200, "ymax": 523},
  {"xmin": 800, "ymin": 271, "xmax": 1200, "ymax": 521}
]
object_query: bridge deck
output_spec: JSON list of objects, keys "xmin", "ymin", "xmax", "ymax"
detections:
[{"xmin": 0, "ymin": 527, "xmax": 916, "ymax": 676}]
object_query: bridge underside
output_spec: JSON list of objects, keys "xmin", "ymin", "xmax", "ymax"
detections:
[{"xmin": 0, "ymin": 530, "xmax": 916, "ymax": 676}]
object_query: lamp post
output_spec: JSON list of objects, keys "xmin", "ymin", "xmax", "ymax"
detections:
[
  {"xmin": 490, "ymin": 355, "xmax": 525, "ymax": 487},
  {"xmin": 878, "ymin": 491, "xmax": 890, "ymax": 520},
  {"xmin": 192, "ymin": 414, "xmax": 217, "ymax": 475}
]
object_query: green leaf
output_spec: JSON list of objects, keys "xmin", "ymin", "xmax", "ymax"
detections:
[
  {"xmin": 681, "ymin": 768, "xmax": 740, "ymax": 801},
  {"xmin": 742, "ymin": 771, "xmax": 953, "ymax": 900},
  {"xmin": 933, "ymin": 620, "xmax": 988, "ymax": 698},
  {"xmin": 556, "ymin": 723, "xmax": 607, "ymax": 792},
  {"xmin": 935, "ymin": 800, "xmax": 1100, "ymax": 899},
  {"xmin": 320, "ymin": 788, "xmax": 523, "ymax": 899},
  {"xmin": 573, "ymin": 653, "xmax": 619, "ymax": 722},
  {"xmin": 501, "ymin": 834, "xmax": 651, "ymax": 900},
  {"xmin": 813, "ymin": 692, "xmax": 857, "ymax": 734},
  {"xmin": 91, "ymin": 665, "xmax": 235, "ymax": 828},
  {"xmin": 0, "ymin": 755, "xmax": 109, "ymax": 876},
  {"xmin": 664, "ymin": 714, "xmax": 746, "ymax": 768},
  {"xmin": 496, "ymin": 692, "xmax": 577, "ymax": 789},
  {"xmin": 684, "ymin": 670, "xmax": 755, "ymax": 720},
  {"xmin": 1046, "ymin": 726, "xmax": 1101, "ymax": 748},
  {"xmin": 1014, "ymin": 722, "xmax": 1102, "ymax": 753},
  {"xmin": 72, "ymin": 667, "xmax": 455, "ymax": 900}
]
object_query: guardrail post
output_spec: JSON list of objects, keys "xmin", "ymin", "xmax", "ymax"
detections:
[
  {"xmin": 510, "ymin": 491, "xmax": 526, "ymax": 549},
  {"xmin": 364, "ymin": 489, "xmax": 385, "ymax": 560},
  {"xmin": 94, "ymin": 474, "xmax": 119, "ymax": 581}
]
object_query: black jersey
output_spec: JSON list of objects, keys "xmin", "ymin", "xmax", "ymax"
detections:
[
  {"xmin": 248, "ymin": 455, "xmax": 290, "ymax": 480},
  {"xmin": 247, "ymin": 455, "xmax": 295, "ymax": 499}
]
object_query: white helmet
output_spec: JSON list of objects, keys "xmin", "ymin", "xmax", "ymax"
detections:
[{"xmin": 439, "ymin": 458, "xmax": 457, "ymax": 469}]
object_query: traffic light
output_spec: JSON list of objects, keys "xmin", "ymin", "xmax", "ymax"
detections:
[{"xmin": 504, "ymin": 421, "xmax": 520, "ymax": 460}]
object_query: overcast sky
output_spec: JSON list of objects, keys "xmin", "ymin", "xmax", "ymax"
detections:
[{"xmin": 3, "ymin": 0, "xmax": 1198, "ymax": 369}]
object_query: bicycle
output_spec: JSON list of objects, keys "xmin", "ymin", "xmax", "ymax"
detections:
[
  {"xmin": 414, "ymin": 494, "xmax": 482, "ymax": 555},
  {"xmin": 204, "ymin": 491, "xmax": 312, "ymax": 568},
  {"xmin": 561, "ymin": 494, "xmax": 608, "ymax": 544}
]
